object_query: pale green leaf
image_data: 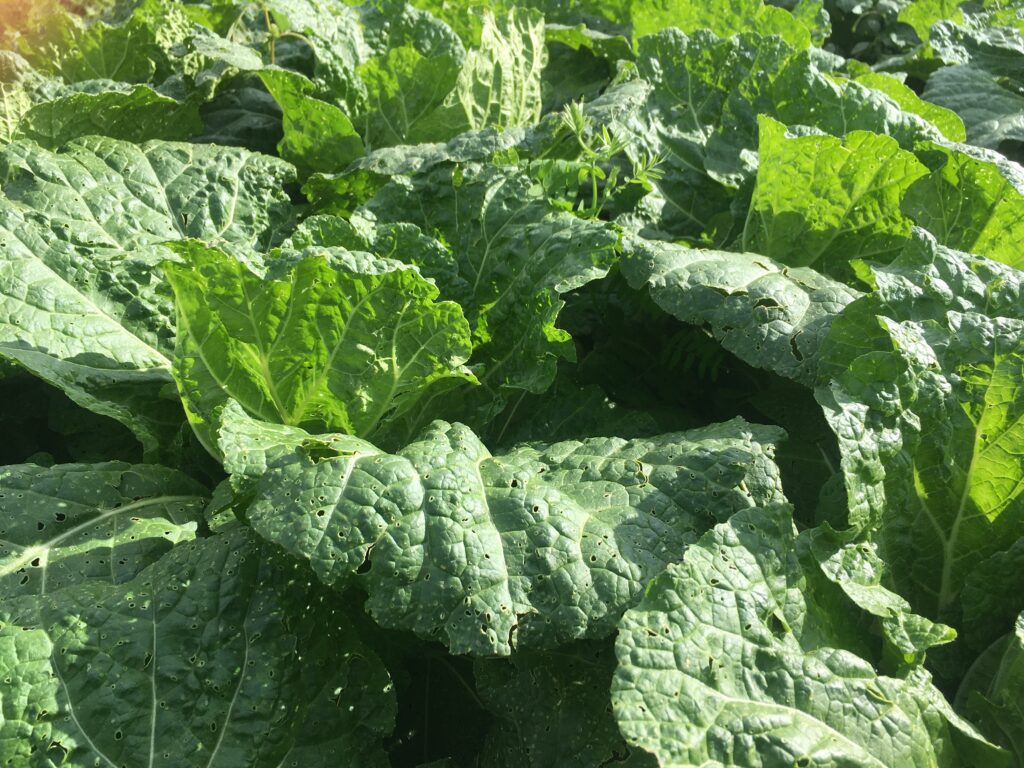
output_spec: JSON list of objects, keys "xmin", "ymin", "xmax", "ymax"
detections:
[
  {"xmin": 415, "ymin": 9, "xmax": 546, "ymax": 139},
  {"xmin": 14, "ymin": 85, "xmax": 202, "ymax": 148},
  {"xmin": 259, "ymin": 68, "xmax": 364, "ymax": 177},
  {"xmin": 164, "ymin": 240, "xmax": 475, "ymax": 454},
  {"xmin": 621, "ymin": 234, "xmax": 862, "ymax": 385},
  {"xmin": 817, "ymin": 231, "xmax": 1024, "ymax": 620},
  {"xmin": 743, "ymin": 116, "xmax": 928, "ymax": 281},
  {"xmin": 902, "ymin": 141, "xmax": 1024, "ymax": 269}
]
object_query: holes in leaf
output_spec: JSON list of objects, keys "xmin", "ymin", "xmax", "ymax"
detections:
[{"xmin": 356, "ymin": 549, "xmax": 372, "ymax": 575}]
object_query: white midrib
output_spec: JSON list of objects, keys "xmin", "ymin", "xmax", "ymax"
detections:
[
  {"xmin": 204, "ymin": 627, "xmax": 250, "ymax": 768},
  {"xmin": 148, "ymin": 602, "xmax": 159, "ymax": 768},
  {"xmin": 52, "ymin": 661, "xmax": 120, "ymax": 768},
  {"xmin": 35, "ymin": 495, "xmax": 201, "ymax": 768},
  {"xmin": 676, "ymin": 679, "xmax": 890, "ymax": 767},
  {"xmin": 0, "ymin": 495, "xmax": 205, "ymax": 580},
  {"xmin": 933, "ymin": 336, "xmax": 1003, "ymax": 612}
]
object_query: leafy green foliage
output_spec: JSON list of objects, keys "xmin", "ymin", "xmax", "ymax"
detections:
[
  {"xmin": 1, "ymin": 0, "xmax": 1023, "ymax": 764},
  {"xmin": 612, "ymin": 505, "xmax": 1002, "ymax": 767},
  {"xmin": 164, "ymin": 239, "xmax": 474, "ymax": 453},
  {"xmin": 223, "ymin": 403, "xmax": 785, "ymax": 655}
]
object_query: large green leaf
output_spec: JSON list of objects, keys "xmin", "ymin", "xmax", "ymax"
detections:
[
  {"xmin": 0, "ymin": 52, "xmax": 41, "ymax": 145},
  {"xmin": 629, "ymin": 0, "xmax": 822, "ymax": 47},
  {"xmin": 0, "ymin": 137, "xmax": 296, "ymax": 456},
  {"xmin": 817, "ymin": 231, "xmax": 1024, "ymax": 621},
  {"xmin": 606, "ymin": 30, "xmax": 950, "ymax": 243},
  {"xmin": 621, "ymin": 234, "xmax": 861, "ymax": 385},
  {"xmin": 263, "ymin": 0, "xmax": 368, "ymax": 107},
  {"xmin": 0, "ymin": 530, "xmax": 396, "ymax": 766},
  {"xmin": 359, "ymin": 162, "xmax": 618, "ymax": 427},
  {"xmin": 807, "ymin": 525, "xmax": 958, "ymax": 666},
  {"xmin": 356, "ymin": 44, "xmax": 461, "ymax": 147},
  {"xmin": 223, "ymin": 404, "xmax": 786, "ymax": 655},
  {"xmin": 845, "ymin": 64, "xmax": 966, "ymax": 143},
  {"xmin": 902, "ymin": 141, "xmax": 1024, "ymax": 269},
  {"xmin": 611, "ymin": 504, "xmax": 1005, "ymax": 767},
  {"xmin": 49, "ymin": 18, "xmax": 163, "ymax": 84},
  {"xmin": 412, "ymin": 8, "xmax": 546, "ymax": 139},
  {"xmin": 613, "ymin": 30, "xmax": 782, "ymax": 242},
  {"xmin": 929, "ymin": 13, "xmax": 1024, "ymax": 78},
  {"xmin": 922, "ymin": 65, "xmax": 1024, "ymax": 149},
  {"xmin": 898, "ymin": 0, "xmax": 966, "ymax": 43},
  {"xmin": 304, "ymin": 126, "xmax": 525, "ymax": 216},
  {"xmin": 742, "ymin": 116, "xmax": 928, "ymax": 281},
  {"xmin": 258, "ymin": 68, "xmax": 364, "ymax": 177},
  {"xmin": 14, "ymin": 84, "xmax": 202, "ymax": 148},
  {"xmin": 0, "ymin": 462, "xmax": 206, "ymax": 599},
  {"xmin": 164, "ymin": 240, "xmax": 475, "ymax": 455}
]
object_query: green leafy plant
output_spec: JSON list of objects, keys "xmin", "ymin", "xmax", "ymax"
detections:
[{"xmin": 1, "ymin": 0, "xmax": 1023, "ymax": 765}]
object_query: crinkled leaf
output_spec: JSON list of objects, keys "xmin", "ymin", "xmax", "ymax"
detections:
[
  {"xmin": 807, "ymin": 525, "xmax": 957, "ymax": 665},
  {"xmin": 304, "ymin": 126, "xmax": 524, "ymax": 215},
  {"xmin": 629, "ymin": 0, "xmax": 819, "ymax": 48},
  {"xmin": 902, "ymin": 141, "xmax": 1024, "ymax": 269},
  {"xmin": 164, "ymin": 240, "xmax": 475, "ymax": 455},
  {"xmin": 743, "ymin": 116, "xmax": 927, "ymax": 281},
  {"xmin": 0, "ymin": 53, "xmax": 54, "ymax": 141},
  {"xmin": 0, "ymin": 137, "xmax": 296, "ymax": 456},
  {"xmin": 224, "ymin": 406, "xmax": 786, "ymax": 655},
  {"xmin": 898, "ymin": 0, "xmax": 966, "ymax": 43},
  {"xmin": 930, "ymin": 15, "xmax": 1024, "ymax": 78},
  {"xmin": 846, "ymin": 66, "xmax": 966, "ymax": 143},
  {"xmin": 360, "ymin": 162, "xmax": 618, "ymax": 426},
  {"xmin": 610, "ymin": 30, "xmax": 948, "ymax": 243},
  {"xmin": 258, "ymin": 68, "xmax": 364, "ymax": 177},
  {"xmin": 612, "ymin": 504, "xmax": 1005, "ymax": 767},
  {"xmin": 263, "ymin": 0, "xmax": 369, "ymax": 107},
  {"xmin": 923, "ymin": 65, "xmax": 1024, "ymax": 150},
  {"xmin": 414, "ymin": 9, "xmax": 546, "ymax": 139},
  {"xmin": 0, "ymin": 81, "xmax": 31, "ymax": 144},
  {"xmin": 14, "ymin": 85, "xmax": 202, "ymax": 148},
  {"xmin": 356, "ymin": 45, "xmax": 460, "ymax": 148},
  {"xmin": 49, "ymin": 18, "xmax": 162, "ymax": 84},
  {"xmin": 621, "ymin": 234, "xmax": 862, "ymax": 385}
]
